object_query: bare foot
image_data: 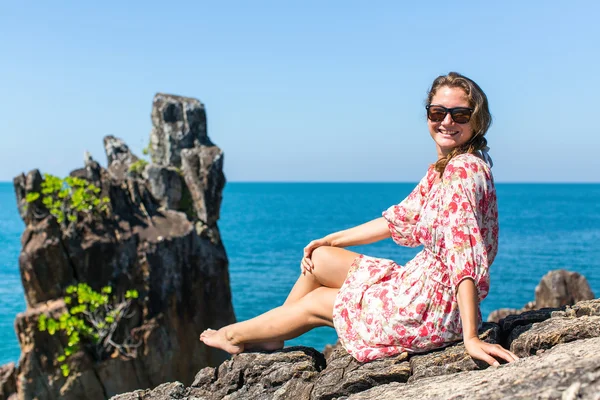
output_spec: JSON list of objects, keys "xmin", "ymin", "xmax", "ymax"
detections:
[
  {"xmin": 246, "ymin": 341, "xmax": 284, "ymax": 352},
  {"xmin": 199, "ymin": 328, "xmax": 244, "ymax": 355}
]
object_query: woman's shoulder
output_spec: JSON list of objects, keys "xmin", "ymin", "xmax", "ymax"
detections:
[{"xmin": 443, "ymin": 152, "xmax": 493, "ymax": 184}]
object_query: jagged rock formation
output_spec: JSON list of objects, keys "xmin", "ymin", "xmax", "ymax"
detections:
[
  {"xmin": 3, "ymin": 94, "xmax": 234, "ymax": 400},
  {"xmin": 111, "ymin": 284, "xmax": 600, "ymax": 400},
  {"xmin": 0, "ymin": 363, "xmax": 16, "ymax": 400},
  {"xmin": 487, "ymin": 269, "xmax": 595, "ymax": 322}
]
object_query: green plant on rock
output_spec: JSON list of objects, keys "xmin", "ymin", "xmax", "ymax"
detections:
[
  {"xmin": 38, "ymin": 283, "xmax": 140, "ymax": 377},
  {"xmin": 26, "ymin": 174, "xmax": 110, "ymax": 227},
  {"xmin": 128, "ymin": 159, "xmax": 148, "ymax": 175}
]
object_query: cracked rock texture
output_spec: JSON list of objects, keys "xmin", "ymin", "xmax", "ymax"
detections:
[
  {"xmin": 111, "ymin": 296, "xmax": 600, "ymax": 400},
  {"xmin": 3, "ymin": 94, "xmax": 234, "ymax": 400}
]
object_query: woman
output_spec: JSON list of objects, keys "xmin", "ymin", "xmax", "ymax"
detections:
[{"xmin": 201, "ymin": 72, "xmax": 518, "ymax": 367}]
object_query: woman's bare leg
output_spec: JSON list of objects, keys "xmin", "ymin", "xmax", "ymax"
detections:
[
  {"xmin": 202, "ymin": 247, "xmax": 359, "ymax": 352},
  {"xmin": 284, "ymin": 246, "xmax": 359, "ymax": 304},
  {"xmin": 200, "ymin": 287, "xmax": 338, "ymax": 354}
]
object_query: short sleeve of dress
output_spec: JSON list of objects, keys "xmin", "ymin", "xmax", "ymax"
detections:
[
  {"xmin": 441, "ymin": 157, "xmax": 496, "ymax": 300},
  {"xmin": 382, "ymin": 168, "xmax": 433, "ymax": 247}
]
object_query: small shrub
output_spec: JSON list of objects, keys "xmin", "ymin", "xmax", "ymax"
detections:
[
  {"xmin": 38, "ymin": 283, "xmax": 140, "ymax": 377},
  {"xmin": 26, "ymin": 174, "xmax": 109, "ymax": 227},
  {"xmin": 128, "ymin": 159, "xmax": 148, "ymax": 175}
]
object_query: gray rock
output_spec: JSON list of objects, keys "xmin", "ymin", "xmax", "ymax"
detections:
[
  {"xmin": 535, "ymin": 269, "xmax": 595, "ymax": 308},
  {"xmin": 348, "ymin": 336, "xmax": 600, "ymax": 400},
  {"xmin": 487, "ymin": 269, "xmax": 594, "ymax": 323},
  {"xmin": 408, "ymin": 323, "xmax": 502, "ymax": 382},
  {"xmin": 311, "ymin": 345, "xmax": 410, "ymax": 400},
  {"xmin": 509, "ymin": 315, "xmax": 600, "ymax": 357},
  {"xmin": 13, "ymin": 169, "xmax": 45, "ymax": 226},
  {"xmin": 497, "ymin": 307, "xmax": 561, "ymax": 345},
  {"xmin": 145, "ymin": 165, "xmax": 184, "ymax": 211},
  {"xmin": 0, "ymin": 362, "xmax": 16, "ymax": 400},
  {"xmin": 180, "ymin": 146, "xmax": 225, "ymax": 229},
  {"xmin": 104, "ymin": 135, "xmax": 140, "ymax": 180},
  {"xmin": 11, "ymin": 93, "xmax": 234, "ymax": 399},
  {"xmin": 189, "ymin": 347, "xmax": 325, "ymax": 400},
  {"xmin": 150, "ymin": 93, "xmax": 211, "ymax": 168}
]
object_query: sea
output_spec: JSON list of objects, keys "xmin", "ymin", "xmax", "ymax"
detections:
[{"xmin": 1, "ymin": 181, "xmax": 599, "ymax": 365}]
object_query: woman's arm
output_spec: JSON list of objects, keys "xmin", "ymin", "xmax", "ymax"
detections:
[
  {"xmin": 301, "ymin": 217, "xmax": 390, "ymax": 273},
  {"xmin": 457, "ymin": 278, "xmax": 519, "ymax": 366},
  {"xmin": 326, "ymin": 217, "xmax": 390, "ymax": 247}
]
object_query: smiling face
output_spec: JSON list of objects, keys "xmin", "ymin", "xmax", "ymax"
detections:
[{"xmin": 427, "ymin": 86, "xmax": 475, "ymax": 159}]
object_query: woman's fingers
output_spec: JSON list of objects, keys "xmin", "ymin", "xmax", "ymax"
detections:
[
  {"xmin": 480, "ymin": 343, "xmax": 520, "ymax": 366},
  {"xmin": 488, "ymin": 344, "xmax": 519, "ymax": 363},
  {"xmin": 467, "ymin": 340, "xmax": 520, "ymax": 367},
  {"xmin": 301, "ymin": 257, "xmax": 313, "ymax": 274}
]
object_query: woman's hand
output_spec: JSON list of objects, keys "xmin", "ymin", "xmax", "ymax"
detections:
[
  {"xmin": 301, "ymin": 238, "xmax": 331, "ymax": 275},
  {"xmin": 464, "ymin": 336, "xmax": 519, "ymax": 367}
]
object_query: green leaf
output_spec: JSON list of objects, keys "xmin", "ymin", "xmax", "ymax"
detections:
[
  {"xmin": 60, "ymin": 364, "xmax": 70, "ymax": 377},
  {"xmin": 38, "ymin": 314, "xmax": 47, "ymax": 331},
  {"xmin": 101, "ymin": 286, "xmax": 112, "ymax": 294},
  {"xmin": 26, "ymin": 192, "xmax": 40, "ymax": 203},
  {"xmin": 125, "ymin": 290, "xmax": 139, "ymax": 299},
  {"xmin": 47, "ymin": 319, "xmax": 57, "ymax": 335},
  {"xmin": 57, "ymin": 355, "xmax": 66, "ymax": 362}
]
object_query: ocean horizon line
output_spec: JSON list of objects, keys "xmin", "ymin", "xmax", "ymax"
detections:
[{"xmin": 1, "ymin": 180, "xmax": 600, "ymax": 185}]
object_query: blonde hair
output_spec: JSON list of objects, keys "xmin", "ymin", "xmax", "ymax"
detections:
[{"xmin": 426, "ymin": 72, "xmax": 492, "ymax": 176}]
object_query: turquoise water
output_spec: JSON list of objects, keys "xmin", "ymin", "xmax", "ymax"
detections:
[{"xmin": 1, "ymin": 182, "xmax": 599, "ymax": 364}]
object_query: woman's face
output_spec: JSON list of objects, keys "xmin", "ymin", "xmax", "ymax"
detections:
[{"xmin": 427, "ymin": 86, "xmax": 475, "ymax": 158}]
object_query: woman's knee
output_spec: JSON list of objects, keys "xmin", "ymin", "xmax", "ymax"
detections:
[{"xmin": 311, "ymin": 246, "xmax": 335, "ymax": 266}]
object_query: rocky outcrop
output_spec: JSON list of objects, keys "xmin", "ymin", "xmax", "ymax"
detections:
[
  {"xmin": 348, "ymin": 337, "xmax": 600, "ymax": 399},
  {"xmin": 5, "ymin": 93, "xmax": 235, "ymax": 400},
  {"xmin": 487, "ymin": 269, "xmax": 595, "ymax": 322},
  {"xmin": 112, "ymin": 293, "xmax": 600, "ymax": 400},
  {"xmin": 0, "ymin": 363, "xmax": 16, "ymax": 400}
]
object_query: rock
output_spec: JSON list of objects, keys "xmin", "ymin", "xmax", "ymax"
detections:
[
  {"xmin": 496, "ymin": 307, "xmax": 561, "ymax": 346},
  {"xmin": 188, "ymin": 347, "xmax": 325, "ymax": 400},
  {"xmin": 561, "ymin": 299, "xmax": 600, "ymax": 317},
  {"xmin": 145, "ymin": 165, "xmax": 184, "ymax": 211},
  {"xmin": 104, "ymin": 135, "xmax": 140, "ymax": 180},
  {"xmin": 113, "ymin": 302, "xmax": 600, "ymax": 399},
  {"xmin": 0, "ymin": 363, "xmax": 17, "ymax": 400},
  {"xmin": 487, "ymin": 269, "xmax": 595, "ymax": 323},
  {"xmin": 509, "ymin": 315, "xmax": 600, "ymax": 357},
  {"xmin": 408, "ymin": 323, "xmax": 502, "ymax": 382},
  {"xmin": 150, "ymin": 93, "xmax": 211, "ymax": 168},
  {"xmin": 10, "ymin": 93, "xmax": 235, "ymax": 399},
  {"xmin": 535, "ymin": 269, "xmax": 595, "ymax": 308},
  {"xmin": 347, "ymin": 337, "xmax": 600, "ymax": 399},
  {"xmin": 17, "ymin": 218, "xmax": 76, "ymax": 305},
  {"xmin": 310, "ymin": 342, "xmax": 409, "ymax": 400},
  {"xmin": 111, "ymin": 382, "xmax": 186, "ymax": 400},
  {"xmin": 13, "ymin": 169, "xmax": 45, "ymax": 226},
  {"xmin": 180, "ymin": 146, "xmax": 225, "ymax": 229}
]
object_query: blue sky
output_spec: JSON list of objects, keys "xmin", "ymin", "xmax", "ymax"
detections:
[{"xmin": 1, "ymin": 1, "xmax": 598, "ymax": 182}]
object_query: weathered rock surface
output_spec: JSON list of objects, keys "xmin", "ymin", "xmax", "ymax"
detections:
[
  {"xmin": 149, "ymin": 93, "xmax": 212, "ymax": 168},
  {"xmin": 535, "ymin": 269, "xmax": 595, "ymax": 308},
  {"xmin": 112, "ymin": 296, "xmax": 600, "ymax": 400},
  {"xmin": 0, "ymin": 363, "xmax": 16, "ymax": 400},
  {"xmin": 348, "ymin": 337, "xmax": 600, "ymax": 399},
  {"xmin": 510, "ymin": 315, "xmax": 600, "ymax": 357},
  {"xmin": 6, "ymin": 93, "xmax": 235, "ymax": 400},
  {"xmin": 487, "ymin": 269, "xmax": 595, "ymax": 323}
]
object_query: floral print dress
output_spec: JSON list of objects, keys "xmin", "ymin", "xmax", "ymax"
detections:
[{"xmin": 332, "ymin": 153, "xmax": 499, "ymax": 362}]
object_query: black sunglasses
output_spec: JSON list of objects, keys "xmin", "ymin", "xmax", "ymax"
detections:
[{"xmin": 426, "ymin": 105, "xmax": 474, "ymax": 124}]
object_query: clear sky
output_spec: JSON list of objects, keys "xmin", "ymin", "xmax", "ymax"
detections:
[{"xmin": 1, "ymin": 1, "xmax": 598, "ymax": 182}]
